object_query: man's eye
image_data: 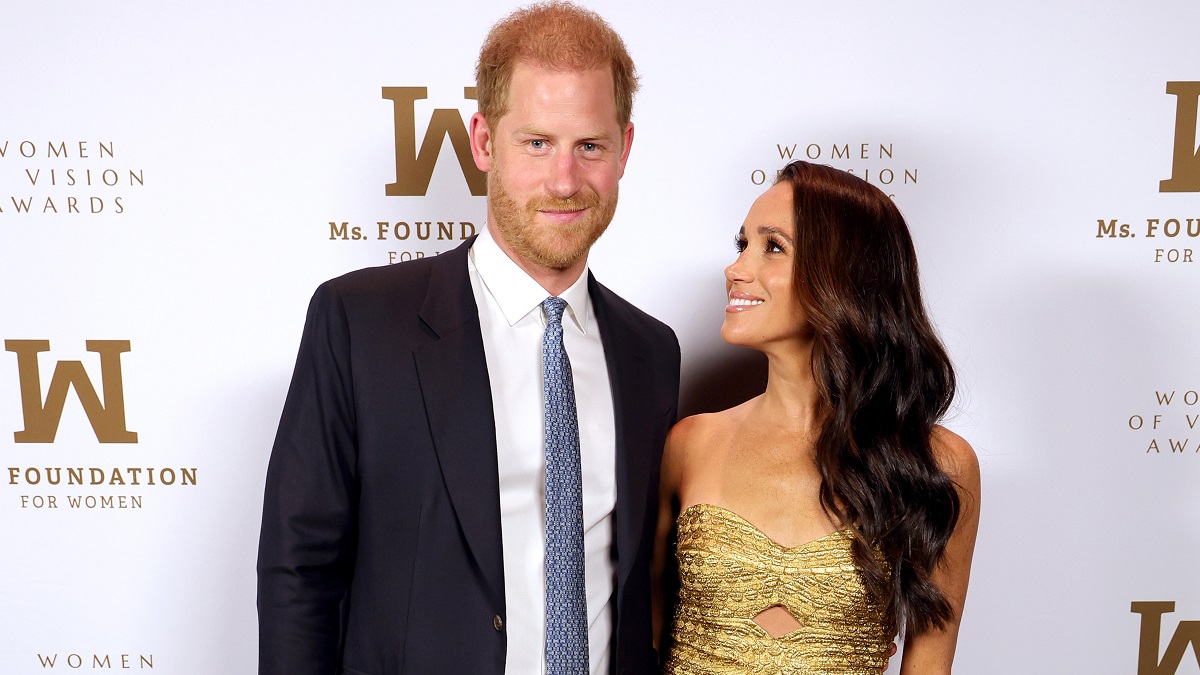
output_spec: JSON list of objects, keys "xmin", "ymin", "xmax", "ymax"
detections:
[
  {"xmin": 582, "ymin": 143, "xmax": 598, "ymax": 152},
  {"xmin": 530, "ymin": 140, "xmax": 545, "ymax": 149}
]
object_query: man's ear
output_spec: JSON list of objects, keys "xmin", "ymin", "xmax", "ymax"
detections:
[
  {"xmin": 617, "ymin": 121, "xmax": 634, "ymax": 179},
  {"xmin": 469, "ymin": 112, "xmax": 493, "ymax": 172}
]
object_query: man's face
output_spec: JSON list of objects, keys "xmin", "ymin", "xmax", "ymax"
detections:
[{"xmin": 470, "ymin": 62, "xmax": 633, "ymax": 272}]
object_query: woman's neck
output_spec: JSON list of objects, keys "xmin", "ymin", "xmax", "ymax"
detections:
[{"xmin": 757, "ymin": 342, "xmax": 823, "ymax": 436}]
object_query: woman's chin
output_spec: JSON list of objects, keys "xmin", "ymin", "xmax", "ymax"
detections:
[{"xmin": 720, "ymin": 324, "xmax": 759, "ymax": 349}]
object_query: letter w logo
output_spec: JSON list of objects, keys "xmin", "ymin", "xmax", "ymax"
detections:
[
  {"xmin": 1132, "ymin": 602, "xmax": 1200, "ymax": 674},
  {"xmin": 5, "ymin": 340, "xmax": 137, "ymax": 443},
  {"xmin": 382, "ymin": 86, "xmax": 487, "ymax": 197},
  {"xmin": 1161, "ymin": 82, "xmax": 1200, "ymax": 192}
]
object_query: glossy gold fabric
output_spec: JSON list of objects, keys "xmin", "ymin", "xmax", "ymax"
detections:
[{"xmin": 664, "ymin": 504, "xmax": 893, "ymax": 675}]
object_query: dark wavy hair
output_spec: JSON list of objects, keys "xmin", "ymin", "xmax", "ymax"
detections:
[{"xmin": 776, "ymin": 161, "xmax": 959, "ymax": 637}]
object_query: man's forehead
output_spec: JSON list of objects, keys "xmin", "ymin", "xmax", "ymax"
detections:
[{"xmin": 494, "ymin": 63, "xmax": 621, "ymax": 128}]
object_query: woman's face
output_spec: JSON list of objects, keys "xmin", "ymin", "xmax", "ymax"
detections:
[{"xmin": 721, "ymin": 181, "xmax": 812, "ymax": 351}]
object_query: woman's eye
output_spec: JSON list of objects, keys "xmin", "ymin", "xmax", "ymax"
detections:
[
  {"xmin": 766, "ymin": 239, "xmax": 784, "ymax": 253},
  {"xmin": 734, "ymin": 235, "xmax": 748, "ymax": 253}
]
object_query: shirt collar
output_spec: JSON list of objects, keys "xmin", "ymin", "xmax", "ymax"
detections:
[{"xmin": 470, "ymin": 226, "xmax": 592, "ymax": 333}]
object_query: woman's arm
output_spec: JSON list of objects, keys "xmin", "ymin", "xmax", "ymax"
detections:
[
  {"xmin": 651, "ymin": 416, "xmax": 700, "ymax": 655},
  {"xmin": 899, "ymin": 426, "xmax": 982, "ymax": 674}
]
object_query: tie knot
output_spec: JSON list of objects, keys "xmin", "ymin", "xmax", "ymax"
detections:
[{"xmin": 543, "ymin": 296, "xmax": 568, "ymax": 327}]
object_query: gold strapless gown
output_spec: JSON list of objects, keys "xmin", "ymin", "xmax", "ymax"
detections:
[{"xmin": 664, "ymin": 504, "xmax": 893, "ymax": 675}]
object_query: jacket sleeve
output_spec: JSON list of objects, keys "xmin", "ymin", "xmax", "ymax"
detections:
[{"xmin": 257, "ymin": 282, "xmax": 359, "ymax": 675}]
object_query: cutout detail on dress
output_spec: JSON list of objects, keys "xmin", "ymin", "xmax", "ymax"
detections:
[{"xmin": 752, "ymin": 604, "xmax": 803, "ymax": 638}]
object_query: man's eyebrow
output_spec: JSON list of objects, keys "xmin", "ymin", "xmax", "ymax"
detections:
[
  {"xmin": 513, "ymin": 125, "xmax": 550, "ymax": 136},
  {"xmin": 512, "ymin": 126, "xmax": 615, "ymax": 141}
]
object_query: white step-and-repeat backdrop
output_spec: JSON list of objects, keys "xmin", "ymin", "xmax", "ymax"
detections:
[{"xmin": 2, "ymin": 1, "xmax": 1198, "ymax": 673}]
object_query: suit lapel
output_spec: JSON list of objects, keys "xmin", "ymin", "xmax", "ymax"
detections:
[
  {"xmin": 589, "ymin": 275, "xmax": 656, "ymax": 588},
  {"xmin": 413, "ymin": 238, "xmax": 505, "ymax": 604},
  {"xmin": 412, "ymin": 253, "xmax": 660, "ymax": 607}
]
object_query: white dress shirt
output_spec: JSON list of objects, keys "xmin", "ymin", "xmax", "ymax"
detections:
[{"xmin": 468, "ymin": 226, "xmax": 617, "ymax": 675}]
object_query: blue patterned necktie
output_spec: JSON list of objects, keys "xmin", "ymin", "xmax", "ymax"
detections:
[{"xmin": 541, "ymin": 296, "xmax": 589, "ymax": 675}]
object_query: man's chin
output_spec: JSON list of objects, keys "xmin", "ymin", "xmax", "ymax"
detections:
[
  {"xmin": 512, "ymin": 223, "xmax": 596, "ymax": 264},
  {"xmin": 491, "ymin": 211, "xmax": 610, "ymax": 272},
  {"xmin": 524, "ymin": 242, "xmax": 590, "ymax": 271}
]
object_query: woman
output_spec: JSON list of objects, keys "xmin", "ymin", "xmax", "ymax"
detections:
[{"xmin": 653, "ymin": 161, "xmax": 980, "ymax": 674}]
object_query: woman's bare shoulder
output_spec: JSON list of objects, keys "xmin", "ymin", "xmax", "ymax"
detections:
[
  {"xmin": 663, "ymin": 413, "xmax": 718, "ymax": 471},
  {"xmin": 931, "ymin": 425, "xmax": 980, "ymax": 492},
  {"xmin": 668, "ymin": 399, "xmax": 756, "ymax": 449},
  {"xmin": 662, "ymin": 400, "xmax": 757, "ymax": 487},
  {"xmin": 666, "ymin": 412, "xmax": 716, "ymax": 446}
]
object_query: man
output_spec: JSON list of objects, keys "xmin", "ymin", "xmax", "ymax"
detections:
[{"xmin": 256, "ymin": 3, "xmax": 680, "ymax": 674}]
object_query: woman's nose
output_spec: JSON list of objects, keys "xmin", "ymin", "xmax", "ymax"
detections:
[{"xmin": 725, "ymin": 254, "xmax": 753, "ymax": 283}]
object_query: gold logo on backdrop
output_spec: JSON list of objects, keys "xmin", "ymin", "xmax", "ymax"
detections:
[
  {"xmin": 1160, "ymin": 82, "xmax": 1200, "ymax": 192},
  {"xmin": 5, "ymin": 340, "xmax": 137, "ymax": 443},
  {"xmin": 382, "ymin": 87, "xmax": 486, "ymax": 197},
  {"xmin": 1131, "ymin": 602, "xmax": 1200, "ymax": 674}
]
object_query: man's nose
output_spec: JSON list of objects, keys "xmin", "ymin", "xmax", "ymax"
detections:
[{"xmin": 546, "ymin": 150, "xmax": 582, "ymax": 198}]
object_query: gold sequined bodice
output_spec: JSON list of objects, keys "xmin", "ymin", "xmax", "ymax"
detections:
[{"xmin": 664, "ymin": 504, "xmax": 893, "ymax": 675}]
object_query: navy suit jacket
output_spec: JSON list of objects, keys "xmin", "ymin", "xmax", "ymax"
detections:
[{"xmin": 257, "ymin": 238, "xmax": 680, "ymax": 674}]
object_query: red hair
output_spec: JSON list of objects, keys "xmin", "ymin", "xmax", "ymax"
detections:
[{"xmin": 476, "ymin": 2, "xmax": 639, "ymax": 127}]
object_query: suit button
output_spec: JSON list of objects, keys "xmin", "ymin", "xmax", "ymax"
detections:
[{"xmin": 493, "ymin": 614, "xmax": 504, "ymax": 631}]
